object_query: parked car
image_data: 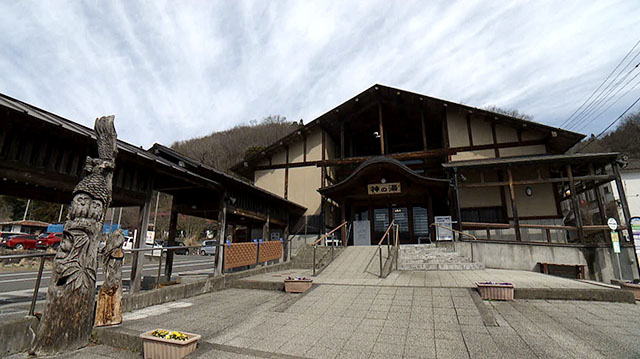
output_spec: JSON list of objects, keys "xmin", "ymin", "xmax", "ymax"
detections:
[
  {"xmin": 0, "ymin": 232, "xmax": 26, "ymax": 248},
  {"xmin": 6, "ymin": 234, "xmax": 38, "ymax": 250},
  {"xmin": 155, "ymin": 240, "xmax": 188, "ymax": 255},
  {"xmin": 36, "ymin": 232, "xmax": 63, "ymax": 249},
  {"xmin": 200, "ymin": 240, "xmax": 217, "ymax": 256}
]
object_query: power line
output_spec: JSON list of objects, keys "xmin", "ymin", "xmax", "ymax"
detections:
[
  {"xmin": 560, "ymin": 38, "xmax": 640, "ymax": 129},
  {"xmin": 577, "ymin": 93, "xmax": 640, "ymax": 153},
  {"xmin": 571, "ymin": 70, "xmax": 640, "ymax": 133},
  {"xmin": 567, "ymin": 60, "xmax": 640, "ymax": 130}
]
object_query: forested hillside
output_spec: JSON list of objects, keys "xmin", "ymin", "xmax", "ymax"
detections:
[
  {"xmin": 170, "ymin": 115, "xmax": 299, "ymax": 172},
  {"xmin": 570, "ymin": 111, "xmax": 640, "ymax": 158}
]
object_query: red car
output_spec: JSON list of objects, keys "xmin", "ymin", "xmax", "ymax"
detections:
[
  {"xmin": 6, "ymin": 234, "xmax": 38, "ymax": 250},
  {"xmin": 36, "ymin": 232, "xmax": 63, "ymax": 249}
]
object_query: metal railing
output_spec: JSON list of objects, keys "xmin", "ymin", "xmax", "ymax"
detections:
[
  {"xmin": 0, "ymin": 252, "xmax": 54, "ymax": 316},
  {"xmin": 364, "ymin": 220, "xmax": 396, "ymax": 278},
  {"xmin": 312, "ymin": 221, "xmax": 348, "ymax": 276},
  {"xmin": 0, "ymin": 244, "xmax": 218, "ymax": 315}
]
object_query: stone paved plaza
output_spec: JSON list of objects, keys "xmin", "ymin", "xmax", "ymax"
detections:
[
  {"xmin": 246, "ymin": 246, "xmax": 599, "ymax": 289},
  {"xmin": 77, "ymin": 286, "xmax": 640, "ymax": 358}
]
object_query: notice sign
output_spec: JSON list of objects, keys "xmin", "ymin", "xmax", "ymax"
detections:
[
  {"xmin": 368, "ymin": 182, "xmax": 401, "ymax": 195},
  {"xmin": 611, "ymin": 231, "xmax": 621, "ymax": 254},
  {"xmin": 435, "ymin": 216, "xmax": 453, "ymax": 241}
]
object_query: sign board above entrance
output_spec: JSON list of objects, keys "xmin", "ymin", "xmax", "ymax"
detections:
[{"xmin": 368, "ymin": 182, "xmax": 401, "ymax": 195}]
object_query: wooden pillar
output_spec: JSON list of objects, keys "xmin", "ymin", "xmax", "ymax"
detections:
[
  {"xmin": 506, "ymin": 167, "xmax": 522, "ymax": 241},
  {"xmin": 284, "ymin": 146, "xmax": 289, "ymax": 199},
  {"xmin": 378, "ymin": 103, "xmax": 385, "ymax": 155},
  {"xmin": 452, "ymin": 169, "xmax": 463, "ymax": 234},
  {"xmin": 164, "ymin": 196, "xmax": 178, "ymax": 281},
  {"xmin": 590, "ymin": 165, "xmax": 609, "ymax": 240},
  {"xmin": 420, "ymin": 109, "xmax": 427, "ymax": 150},
  {"xmin": 612, "ymin": 161, "xmax": 640, "ymax": 276},
  {"xmin": 215, "ymin": 196, "xmax": 226, "ymax": 275},
  {"xmin": 130, "ymin": 187, "xmax": 153, "ymax": 293},
  {"xmin": 262, "ymin": 214, "xmax": 270, "ymax": 241},
  {"xmin": 566, "ymin": 164, "xmax": 585, "ymax": 243},
  {"xmin": 340, "ymin": 202, "xmax": 347, "ymax": 246},
  {"xmin": 283, "ymin": 218, "xmax": 290, "ymax": 261},
  {"xmin": 340, "ymin": 122, "xmax": 345, "ymax": 159}
]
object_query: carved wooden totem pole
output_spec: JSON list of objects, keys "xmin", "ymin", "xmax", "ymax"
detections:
[
  {"xmin": 31, "ymin": 116, "xmax": 118, "ymax": 355},
  {"xmin": 94, "ymin": 229, "xmax": 125, "ymax": 327}
]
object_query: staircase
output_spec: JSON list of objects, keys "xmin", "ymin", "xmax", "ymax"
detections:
[
  {"xmin": 398, "ymin": 244, "xmax": 484, "ymax": 271},
  {"xmin": 294, "ymin": 244, "xmax": 344, "ymax": 272}
]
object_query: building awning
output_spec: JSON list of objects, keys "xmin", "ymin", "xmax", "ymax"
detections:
[
  {"xmin": 442, "ymin": 153, "xmax": 620, "ymax": 170},
  {"xmin": 319, "ymin": 156, "xmax": 449, "ymax": 201}
]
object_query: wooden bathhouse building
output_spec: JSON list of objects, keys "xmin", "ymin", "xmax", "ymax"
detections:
[{"xmin": 232, "ymin": 84, "xmax": 639, "ymax": 281}]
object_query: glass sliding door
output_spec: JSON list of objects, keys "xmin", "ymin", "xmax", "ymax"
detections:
[
  {"xmin": 373, "ymin": 208, "xmax": 390, "ymax": 244},
  {"xmin": 412, "ymin": 206, "xmax": 430, "ymax": 243},
  {"xmin": 392, "ymin": 207, "xmax": 411, "ymax": 244}
]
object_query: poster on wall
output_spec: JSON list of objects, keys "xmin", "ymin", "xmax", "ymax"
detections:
[{"xmin": 435, "ymin": 216, "xmax": 453, "ymax": 241}]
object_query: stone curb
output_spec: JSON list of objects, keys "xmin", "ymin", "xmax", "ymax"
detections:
[
  {"xmin": 0, "ymin": 315, "xmax": 38, "ymax": 357},
  {"xmin": 514, "ymin": 288, "xmax": 636, "ymax": 303}
]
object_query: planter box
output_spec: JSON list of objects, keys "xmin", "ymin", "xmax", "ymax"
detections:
[
  {"xmin": 140, "ymin": 329, "xmax": 201, "ymax": 359},
  {"xmin": 476, "ymin": 282, "xmax": 514, "ymax": 301},
  {"xmin": 620, "ymin": 282, "xmax": 640, "ymax": 300},
  {"xmin": 284, "ymin": 279, "xmax": 312, "ymax": 293}
]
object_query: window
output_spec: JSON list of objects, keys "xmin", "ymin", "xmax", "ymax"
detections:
[{"xmin": 461, "ymin": 207, "xmax": 505, "ymax": 223}]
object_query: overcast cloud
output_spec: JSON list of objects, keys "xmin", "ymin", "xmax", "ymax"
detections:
[{"xmin": 1, "ymin": 1, "xmax": 639, "ymax": 148}]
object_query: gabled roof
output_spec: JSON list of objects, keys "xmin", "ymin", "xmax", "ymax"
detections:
[
  {"xmin": 231, "ymin": 84, "xmax": 585, "ymax": 177},
  {"xmin": 149, "ymin": 144, "xmax": 306, "ymax": 213}
]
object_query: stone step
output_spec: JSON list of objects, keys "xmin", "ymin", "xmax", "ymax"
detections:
[
  {"xmin": 397, "ymin": 244, "xmax": 484, "ymax": 271},
  {"xmin": 399, "ymin": 262, "xmax": 485, "ymax": 271}
]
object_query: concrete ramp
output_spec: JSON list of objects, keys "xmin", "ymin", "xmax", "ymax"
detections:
[{"xmin": 316, "ymin": 246, "xmax": 381, "ymax": 281}]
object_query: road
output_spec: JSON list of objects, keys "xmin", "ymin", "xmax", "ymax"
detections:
[{"xmin": 0, "ymin": 255, "xmax": 216, "ymax": 308}]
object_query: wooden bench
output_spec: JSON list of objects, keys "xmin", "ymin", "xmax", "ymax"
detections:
[{"xmin": 538, "ymin": 262, "xmax": 586, "ymax": 280}]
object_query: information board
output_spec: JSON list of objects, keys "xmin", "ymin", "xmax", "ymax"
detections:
[{"xmin": 435, "ymin": 216, "xmax": 453, "ymax": 241}]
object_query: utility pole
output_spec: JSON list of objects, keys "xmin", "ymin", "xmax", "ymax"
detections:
[{"xmin": 23, "ymin": 199, "xmax": 31, "ymax": 221}]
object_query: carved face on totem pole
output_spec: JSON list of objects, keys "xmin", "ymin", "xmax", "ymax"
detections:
[{"xmin": 55, "ymin": 159, "xmax": 112, "ymax": 291}]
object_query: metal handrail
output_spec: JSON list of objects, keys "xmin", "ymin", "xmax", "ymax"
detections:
[
  {"xmin": 0, "ymin": 252, "xmax": 55, "ymax": 316},
  {"xmin": 312, "ymin": 221, "xmax": 348, "ymax": 247},
  {"xmin": 430, "ymin": 223, "xmax": 478, "ymax": 241},
  {"xmin": 363, "ymin": 220, "xmax": 395, "ymax": 278},
  {"xmin": 0, "ymin": 243, "xmax": 222, "ymax": 316},
  {"xmin": 312, "ymin": 221, "xmax": 348, "ymax": 276}
]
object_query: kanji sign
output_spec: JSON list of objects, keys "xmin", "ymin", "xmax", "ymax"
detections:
[{"xmin": 367, "ymin": 182, "xmax": 401, "ymax": 195}]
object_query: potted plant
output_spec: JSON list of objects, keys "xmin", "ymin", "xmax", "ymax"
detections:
[
  {"xmin": 476, "ymin": 281, "xmax": 514, "ymax": 301},
  {"xmin": 284, "ymin": 276, "xmax": 313, "ymax": 293},
  {"xmin": 620, "ymin": 280, "xmax": 640, "ymax": 300},
  {"xmin": 139, "ymin": 329, "xmax": 201, "ymax": 359}
]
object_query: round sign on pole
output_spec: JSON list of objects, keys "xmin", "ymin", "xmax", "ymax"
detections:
[{"xmin": 607, "ymin": 218, "xmax": 618, "ymax": 231}]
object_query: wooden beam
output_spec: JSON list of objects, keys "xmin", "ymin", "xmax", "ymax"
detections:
[
  {"xmin": 507, "ymin": 167, "xmax": 522, "ymax": 241},
  {"xmin": 378, "ymin": 103, "xmax": 385, "ymax": 155},
  {"xmin": 318, "ymin": 139, "xmax": 546, "ymax": 167},
  {"xmin": 459, "ymin": 174, "xmax": 616, "ymax": 188},
  {"xmin": 567, "ymin": 164, "xmax": 585, "ymax": 243}
]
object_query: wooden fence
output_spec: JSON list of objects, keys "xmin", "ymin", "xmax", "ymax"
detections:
[{"xmin": 223, "ymin": 240, "xmax": 283, "ymax": 270}]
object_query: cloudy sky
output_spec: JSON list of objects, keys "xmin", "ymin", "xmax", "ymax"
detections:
[{"xmin": 1, "ymin": 1, "xmax": 639, "ymax": 148}]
